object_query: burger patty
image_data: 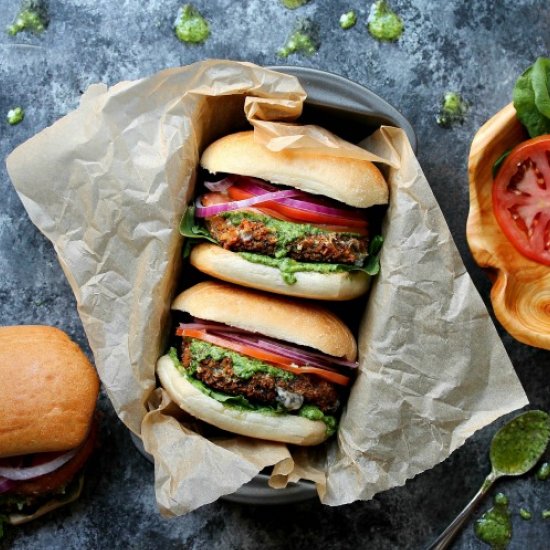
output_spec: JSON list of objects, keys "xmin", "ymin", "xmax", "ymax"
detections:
[
  {"xmin": 182, "ymin": 342, "xmax": 341, "ymax": 414},
  {"xmin": 206, "ymin": 215, "xmax": 368, "ymax": 265}
]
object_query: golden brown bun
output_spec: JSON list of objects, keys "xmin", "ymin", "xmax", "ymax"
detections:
[
  {"xmin": 189, "ymin": 243, "xmax": 370, "ymax": 302},
  {"xmin": 172, "ymin": 281, "xmax": 357, "ymax": 361},
  {"xmin": 200, "ymin": 131, "xmax": 388, "ymax": 208},
  {"xmin": 157, "ymin": 355, "xmax": 328, "ymax": 446},
  {"xmin": 0, "ymin": 326, "xmax": 99, "ymax": 458}
]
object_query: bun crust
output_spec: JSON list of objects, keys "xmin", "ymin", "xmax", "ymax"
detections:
[
  {"xmin": 200, "ymin": 131, "xmax": 388, "ymax": 208},
  {"xmin": 172, "ymin": 280, "xmax": 357, "ymax": 361},
  {"xmin": 190, "ymin": 243, "xmax": 370, "ymax": 302},
  {"xmin": 157, "ymin": 355, "xmax": 328, "ymax": 446},
  {"xmin": 0, "ymin": 326, "xmax": 99, "ymax": 458}
]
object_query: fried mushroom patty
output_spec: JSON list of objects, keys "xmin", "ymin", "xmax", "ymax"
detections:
[
  {"xmin": 182, "ymin": 342, "xmax": 341, "ymax": 414},
  {"xmin": 206, "ymin": 214, "xmax": 368, "ymax": 265}
]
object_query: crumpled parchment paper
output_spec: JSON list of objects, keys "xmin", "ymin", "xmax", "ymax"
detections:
[{"xmin": 6, "ymin": 60, "xmax": 528, "ymax": 515}]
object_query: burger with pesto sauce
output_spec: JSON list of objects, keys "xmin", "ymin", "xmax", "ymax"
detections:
[
  {"xmin": 181, "ymin": 130, "xmax": 388, "ymax": 301},
  {"xmin": 156, "ymin": 281, "xmax": 359, "ymax": 446}
]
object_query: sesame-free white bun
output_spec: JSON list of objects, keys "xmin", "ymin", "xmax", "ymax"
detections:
[
  {"xmin": 157, "ymin": 355, "xmax": 328, "ymax": 446},
  {"xmin": 189, "ymin": 243, "xmax": 370, "ymax": 301},
  {"xmin": 171, "ymin": 280, "xmax": 357, "ymax": 361},
  {"xmin": 200, "ymin": 130, "xmax": 388, "ymax": 208}
]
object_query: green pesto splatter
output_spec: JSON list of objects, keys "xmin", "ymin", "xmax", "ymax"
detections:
[
  {"xmin": 6, "ymin": 0, "xmax": 48, "ymax": 36},
  {"xmin": 519, "ymin": 508, "xmax": 532, "ymax": 520},
  {"xmin": 367, "ymin": 1, "xmax": 404, "ymax": 42},
  {"xmin": 536, "ymin": 461, "xmax": 550, "ymax": 480},
  {"xmin": 339, "ymin": 11, "xmax": 357, "ymax": 30},
  {"xmin": 474, "ymin": 492, "xmax": 512, "ymax": 550},
  {"xmin": 281, "ymin": 0, "xmax": 310, "ymax": 8},
  {"xmin": 278, "ymin": 19, "xmax": 319, "ymax": 57},
  {"xmin": 542, "ymin": 510, "xmax": 550, "ymax": 519},
  {"xmin": 6, "ymin": 107, "xmax": 24, "ymax": 126},
  {"xmin": 174, "ymin": 4, "xmax": 209, "ymax": 44},
  {"xmin": 436, "ymin": 92, "xmax": 469, "ymax": 128}
]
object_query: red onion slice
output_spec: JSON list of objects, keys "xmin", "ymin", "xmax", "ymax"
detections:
[
  {"xmin": 0, "ymin": 448, "xmax": 78, "ymax": 481},
  {"xmin": 179, "ymin": 322, "xmax": 246, "ymax": 333},
  {"xmin": 194, "ymin": 189, "xmax": 301, "ymax": 218},
  {"xmin": 211, "ymin": 331, "xmax": 358, "ymax": 371},
  {"xmin": 0, "ymin": 476, "xmax": 16, "ymax": 494},
  {"xmin": 235, "ymin": 178, "xmax": 366, "ymax": 220},
  {"xmin": 204, "ymin": 177, "xmax": 235, "ymax": 193}
]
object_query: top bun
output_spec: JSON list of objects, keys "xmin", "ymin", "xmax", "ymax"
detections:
[
  {"xmin": 0, "ymin": 326, "xmax": 99, "ymax": 458},
  {"xmin": 172, "ymin": 281, "xmax": 357, "ymax": 361},
  {"xmin": 200, "ymin": 131, "xmax": 388, "ymax": 208}
]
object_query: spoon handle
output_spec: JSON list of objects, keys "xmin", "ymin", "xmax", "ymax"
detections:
[{"xmin": 426, "ymin": 475, "xmax": 494, "ymax": 550}]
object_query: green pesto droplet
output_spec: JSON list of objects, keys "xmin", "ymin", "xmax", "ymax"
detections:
[
  {"xmin": 367, "ymin": 1, "xmax": 404, "ymax": 42},
  {"xmin": 174, "ymin": 4, "xmax": 209, "ymax": 44},
  {"xmin": 6, "ymin": 107, "xmax": 24, "ymax": 126},
  {"xmin": 339, "ymin": 11, "xmax": 357, "ymax": 30}
]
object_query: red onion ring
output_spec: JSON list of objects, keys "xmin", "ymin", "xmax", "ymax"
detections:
[
  {"xmin": 235, "ymin": 178, "xmax": 366, "ymax": 220},
  {"xmin": 204, "ymin": 177, "xmax": 235, "ymax": 193},
  {"xmin": 0, "ymin": 476, "xmax": 16, "ymax": 494},
  {"xmin": 0, "ymin": 448, "xmax": 78, "ymax": 481},
  {"xmin": 194, "ymin": 188, "xmax": 301, "ymax": 218}
]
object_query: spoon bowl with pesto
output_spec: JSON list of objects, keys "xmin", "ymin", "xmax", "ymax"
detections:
[{"xmin": 427, "ymin": 410, "xmax": 550, "ymax": 550}]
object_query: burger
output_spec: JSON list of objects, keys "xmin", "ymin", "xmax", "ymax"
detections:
[
  {"xmin": 181, "ymin": 130, "xmax": 388, "ymax": 301},
  {"xmin": 0, "ymin": 326, "xmax": 99, "ymax": 526},
  {"xmin": 156, "ymin": 281, "xmax": 358, "ymax": 446}
]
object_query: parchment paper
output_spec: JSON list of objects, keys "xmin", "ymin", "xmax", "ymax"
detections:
[{"xmin": 6, "ymin": 60, "xmax": 528, "ymax": 514}]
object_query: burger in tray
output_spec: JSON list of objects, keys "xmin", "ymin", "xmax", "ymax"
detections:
[
  {"xmin": 181, "ymin": 130, "xmax": 388, "ymax": 301},
  {"xmin": 157, "ymin": 281, "xmax": 358, "ymax": 446},
  {"xmin": 0, "ymin": 326, "xmax": 99, "ymax": 526}
]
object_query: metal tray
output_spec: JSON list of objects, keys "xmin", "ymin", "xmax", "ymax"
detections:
[{"xmin": 133, "ymin": 66, "xmax": 416, "ymax": 505}]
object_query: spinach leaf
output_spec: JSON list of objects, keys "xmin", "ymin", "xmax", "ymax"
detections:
[
  {"xmin": 179, "ymin": 204, "xmax": 217, "ymax": 257},
  {"xmin": 513, "ymin": 57, "xmax": 550, "ymax": 138}
]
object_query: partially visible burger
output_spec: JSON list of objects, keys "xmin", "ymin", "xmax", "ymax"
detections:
[
  {"xmin": 0, "ymin": 326, "xmax": 99, "ymax": 526},
  {"xmin": 156, "ymin": 281, "xmax": 358, "ymax": 446},
  {"xmin": 181, "ymin": 130, "xmax": 388, "ymax": 301}
]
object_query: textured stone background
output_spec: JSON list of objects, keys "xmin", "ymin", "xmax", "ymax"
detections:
[{"xmin": 0, "ymin": 1, "xmax": 549, "ymax": 548}]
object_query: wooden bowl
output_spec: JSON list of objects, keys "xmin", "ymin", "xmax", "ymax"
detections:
[{"xmin": 467, "ymin": 103, "xmax": 550, "ymax": 349}]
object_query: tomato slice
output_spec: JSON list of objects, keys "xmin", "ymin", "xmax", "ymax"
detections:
[
  {"xmin": 176, "ymin": 328, "xmax": 350, "ymax": 386},
  {"xmin": 227, "ymin": 186, "xmax": 368, "ymax": 230},
  {"xmin": 493, "ymin": 135, "xmax": 550, "ymax": 266}
]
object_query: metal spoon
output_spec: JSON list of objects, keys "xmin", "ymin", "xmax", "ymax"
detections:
[{"xmin": 426, "ymin": 410, "xmax": 550, "ymax": 550}]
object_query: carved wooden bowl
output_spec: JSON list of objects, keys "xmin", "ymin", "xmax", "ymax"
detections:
[{"xmin": 467, "ymin": 103, "xmax": 550, "ymax": 349}]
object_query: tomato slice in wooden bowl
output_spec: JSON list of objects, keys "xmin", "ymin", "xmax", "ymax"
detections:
[{"xmin": 493, "ymin": 135, "xmax": 550, "ymax": 266}]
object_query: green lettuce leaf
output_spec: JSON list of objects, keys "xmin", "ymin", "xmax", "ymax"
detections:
[
  {"xmin": 513, "ymin": 57, "xmax": 550, "ymax": 138},
  {"xmin": 179, "ymin": 205, "xmax": 217, "ymax": 257}
]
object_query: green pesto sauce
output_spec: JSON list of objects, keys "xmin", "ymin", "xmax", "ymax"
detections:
[
  {"xmin": 519, "ymin": 508, "xmax": 532, "ymax": 520},
  {"xmin": 542, "ymin": 510, "xmax": 550, "ymax": 520},
  {"xmin": 367, "ymin": 1, "xmax": 404, "ymax": 42},
  {"xmin": 489, "ymin": 410, "xmax": 550, "ymax": 475},
  {"xmin": 174, "ymin": 4, "xmax": 209, "ymax": 44},
  {"xmin": 278, "ymin": 19, "xmax": 319, "ymax": 58},
  {"xmin": 222, "ymin": 210, "xmax": 361, "ymax": 259},
  {"xmin": 6, "ymin": 107, "xmax": 24, "ymax": 125},
  {"xmin": 168, "ymin": 347, "xmax": 337, "ymax": 435},
  {"xmin": 187, "ymin": 338, "xmax": 295, "ymax": 381},
  {"xmin": 281, "ymin": 0, "xmax": 309, "ymax": 9},
  {"xmin": 6, "ymin": 0, "xmax": 48, "ymax": 36},
  {"xmin": 436, "ymin": 92, "xmax": 468, "ymax": 128},
  {"xmin": 536, "ymin": 461, "xmax": 550, "ymax": 480},
  {"xmin": 240, "ymin": 252, "xmax": 358, "ymax": 285},
  {"xmin": 474, "ymin": 493, "xmax": 512, "ymax": 550},
  {"xmin": 339, "ymin": 11, "xmax": 357, "ymax": 30}
]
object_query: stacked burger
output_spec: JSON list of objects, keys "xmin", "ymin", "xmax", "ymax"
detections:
[{"xmin": 160, "ymin": 128, "xmax": 389, "ymax": 445}]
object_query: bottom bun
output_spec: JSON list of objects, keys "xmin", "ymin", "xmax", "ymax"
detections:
[
  {"xmin": 189, "ymin": 243, "xmax": 370, "ymax": 301},
  {"xmin": 8, "ymin": 475, "xmax": 84, "ymax": 526},
  {"xmin": 157, "ymin": 355, "xmax": 329, "ymax": 446}
]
